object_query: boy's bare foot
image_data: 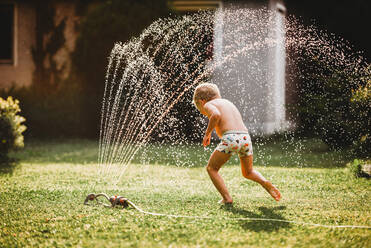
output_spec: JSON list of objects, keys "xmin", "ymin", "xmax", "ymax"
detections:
[
  {"xmin": 263, "ymin": 181, "xmax": 281, "ymax": 201},
  {"xmin": 218, "ymin": 199, "xmax": 233, "ymax": 205}
]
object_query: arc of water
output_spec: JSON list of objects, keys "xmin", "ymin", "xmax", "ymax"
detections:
[
  {"xmin": 109, "ymin": 46, "xmax": 212, "ymax": 182},
  {"xmin": 105, "ymin": 60, "xmax": 162, "ymax": 175},
  {"xmin": 101, "ymin": 21, "xmax": 214, "ymax": 180},
  {"xmin": 99, "ymin": 47, "xmax": 125, "ymax": 174},
  {"xmin": 99, "ymin": 8, "xmax": 369, "ymax": 184},
  {"xmin": 100, "ymin": 15, "xmax": 202, "ymax": 174},
  {"xmin": 102, "ymin": 59, "xmax": 146, "ymax": 174},
  {"xmin": 108, "ymin": 34, "xmax": 280, "ymax": 184},
  {"xmin": 111, "ymin": 41, "xmax": 206, "ymax": 155},
  {"xmin": 102, "ymin": 61, "xmax": 134, "ymax": 175},
  {"xmin": 99, "ymin": 45, "xmax": 128, "ymax": 173},
  {"xmin": 100, "ymin": 42, "xmax": 144, "ymax": 175},
  {"xmin": 103, "ymin": 18, "xmax": 198, "ymax": 171},
  {"xmin": 112, "ymin": 38, "xmax": 275, "ymax": 183},
  {"xmin": 104, "ymin": 70, "xmax": 147, "ymax": 172},
  {"xmin": 98, "ymin": 52, "xmax": 115, "ymax": 171}
]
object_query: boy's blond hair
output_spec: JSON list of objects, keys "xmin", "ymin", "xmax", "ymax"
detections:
[{"xmin": 193, "ymin": 83, "xmax": 221, "ymax": 106}]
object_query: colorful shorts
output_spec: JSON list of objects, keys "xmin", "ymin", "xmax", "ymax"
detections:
[{"xmin": 215, "ymin": 131, "xmax": 253, "ymax": 157}]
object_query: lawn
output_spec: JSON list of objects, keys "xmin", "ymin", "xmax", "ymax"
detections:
[{"xmin": 0, "ymin": 139, "xmax": 370, "ymax": 247}]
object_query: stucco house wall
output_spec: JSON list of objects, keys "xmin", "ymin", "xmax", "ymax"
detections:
[
  {"xmin": 0, "ymin": 2, "xmax": 36, "ymax": 88},
  {"xmin": 0, "ymin": 0, "xmax": 79, "ymax": 89}
]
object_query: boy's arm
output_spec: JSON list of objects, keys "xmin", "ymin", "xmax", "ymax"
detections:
[{"xmin": 203, "ymin": 103, "xmax": 221, "ymax": 147}]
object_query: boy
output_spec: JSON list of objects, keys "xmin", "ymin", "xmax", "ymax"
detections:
[{"xmin": 193, "ymin": 83, "xmax": 281, "ymax": 204}]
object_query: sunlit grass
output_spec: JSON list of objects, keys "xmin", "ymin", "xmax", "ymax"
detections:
[{"xmin": 0, "ymin": 139, "xmax": 370, "ymax": 247}]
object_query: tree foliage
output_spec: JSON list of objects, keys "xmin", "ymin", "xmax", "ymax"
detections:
[{"xmin": 296, "ymin": 59, "xmax": 370, "ymax": 157}]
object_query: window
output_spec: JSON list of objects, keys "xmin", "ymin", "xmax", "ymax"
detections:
[
  {"xmin": 168, "ymin": 1, "xmax": 221, "ymax": 12},
  {"xmin": 0, "ymin": 3, "xmax": 14, "ymax": 64}
]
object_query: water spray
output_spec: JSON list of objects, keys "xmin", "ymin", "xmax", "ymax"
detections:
[
  {"xmin": 84, "ymin": 193, "xmax": 371, "ymax": 229},
  {"xmin": 91, "ymin": 7, "xmax": 370, "ymax": 232}
]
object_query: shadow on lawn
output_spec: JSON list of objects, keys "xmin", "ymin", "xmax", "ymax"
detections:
[
  {"xmin": 0, "ymin": 159, "xmax": 20, "ymax": 175},
  {"xmin": 222, "ymin": 205, "xmax": 290, "ymax": 232}
]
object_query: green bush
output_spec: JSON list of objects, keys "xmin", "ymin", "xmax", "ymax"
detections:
[
  {"xmin": 0, "ymin": 96, "xmax": 26, "ymax": 160},
  {"xmin": 348, "ymin": 159, "xmax": 370, "ymax": 178},
  {"xmin": 295, "ymin": 59, "xmax": 370, "ymax": 157},
  {"xmin": 350, "ymin": 77, "xmax": 371, "ymax": 156}
]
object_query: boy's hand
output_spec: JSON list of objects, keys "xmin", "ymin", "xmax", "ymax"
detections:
[{"xmin": 203, "ymin": 133, "xmax": 211, "ymax": 147}]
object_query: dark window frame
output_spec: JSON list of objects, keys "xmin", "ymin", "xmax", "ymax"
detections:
[{"xmin": 0, "ymin": 2, "xmax": 15, "ymax": 65}]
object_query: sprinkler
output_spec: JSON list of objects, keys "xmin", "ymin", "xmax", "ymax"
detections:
[
  {"xmin": 110, "ymin": 195, "xmax": 129, "ymax": 208},
  {"xmin": 84, "ymin": 193, "xmax": 129, "ymax": 208}
]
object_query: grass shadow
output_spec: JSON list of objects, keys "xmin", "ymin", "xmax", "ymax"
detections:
[
  {"xmin": 0, "ymin": 158, "xmax": 20, "ymax": 175},
  {"xmin": 222, "ymin": 205, "xmax": 290, "ymax": 232}
]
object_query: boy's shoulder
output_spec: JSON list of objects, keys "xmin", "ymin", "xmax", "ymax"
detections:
[
  {"xmin": 205, "ymin": 98, "xmax": 236, "ymax": 112},
  {"xmin": 208, "ymin": 98, "xmax": 239, "ymax": 113},
  {"xmin": 207, "ymin": 98, "xmax": 231, "ymax": 105}
]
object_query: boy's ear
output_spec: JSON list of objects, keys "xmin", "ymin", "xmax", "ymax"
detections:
[
  {"xmin": 197, "ymin": 100, "xmax": 205, "ymax": 108},
  {"xmin": 194, "ymin": 100, "xmax": 204, "ymax": 112}
]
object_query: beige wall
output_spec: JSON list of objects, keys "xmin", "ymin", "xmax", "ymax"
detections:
[
  {"xmin": 0, "ymin": 1, "xmax": 79, "ymax": 89},
  {"xmin": 0, "ymin": 2, "xmax": 36, "ymax": 89}
]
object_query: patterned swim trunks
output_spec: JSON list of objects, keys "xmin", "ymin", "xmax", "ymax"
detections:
[{"xmin": 215, "ymin": 131, "xmax": 253, "ymax": 157}]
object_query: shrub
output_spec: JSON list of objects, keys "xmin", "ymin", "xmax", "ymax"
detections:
[
  {"xmin": 295, "ymin": 58, "xmax": 370, "ymax": 156},
  {"xmin": 349, "ymin": 76, "xmax": 371, "ymax": 157},
  {"xmin": 0, "ymin": 96, "xmax": 26, "ymax": 160},
  {"xmin": 348, "ymin": 159, "xmax": 371, "ymax": 178}
]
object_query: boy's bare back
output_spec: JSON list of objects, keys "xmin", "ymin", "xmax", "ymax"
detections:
[{"xmin": 203, "ymin": 98, "xmax": 248, "ymax": 138}]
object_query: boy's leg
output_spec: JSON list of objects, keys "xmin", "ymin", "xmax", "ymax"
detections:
[
  {"xmin": 240, "ymin": 155, "xmax": 281, "ymax": 201},
  {"xmin": 240, "ymin": 155, "xmax": 266, "ymax": 184},
  {"xmin": 206, "ymin": 150, "xmax": 233, "ymax": 203}
]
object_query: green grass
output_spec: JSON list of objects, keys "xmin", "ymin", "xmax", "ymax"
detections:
[{"xmin": 0, "ymin": 139, "xmax": 370, "ymax": 247}]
